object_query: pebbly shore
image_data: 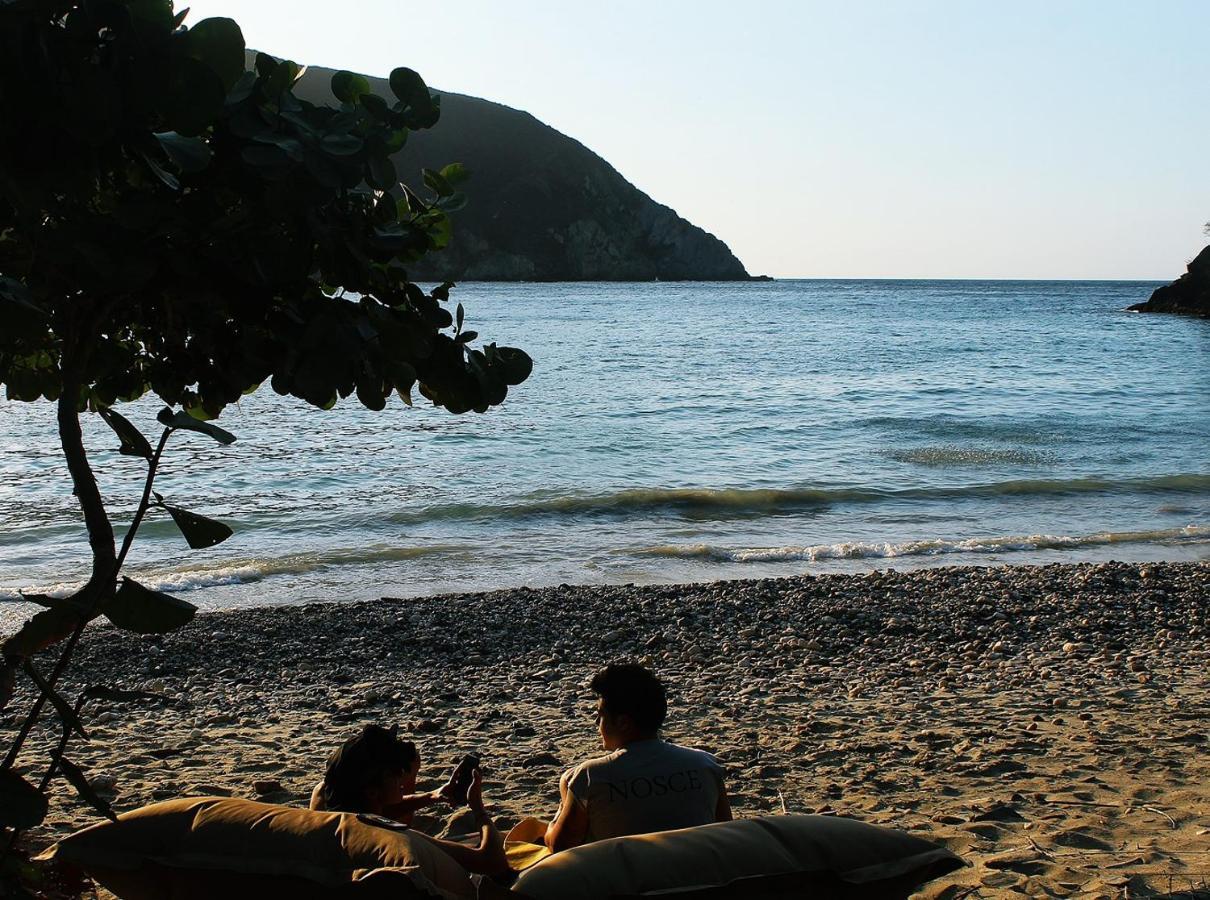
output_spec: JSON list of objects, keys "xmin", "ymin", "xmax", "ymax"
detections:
[{"xmin": 3, "ymin": 560, "xmax": 1208, "ymax": 898}]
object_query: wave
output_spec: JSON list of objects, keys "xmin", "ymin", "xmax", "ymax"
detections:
[
  {"xmin": 393, "ymin": 474, "xmax": 1210, "ymax": 524},
  {"xmin": 635, "ymin": 524, "xmax": 1210, "ymax": 564},
  {"xmin": 3, "ymin": 544, "xmax": 461, "ymax": 598}
]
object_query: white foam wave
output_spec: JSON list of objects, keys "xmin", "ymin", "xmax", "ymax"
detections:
[
  {"xmin": 2, "ymin": 544, "xmax": 461, "ymax": 599},
  {"xmin": 638, "ymin": 524, "xmax": 1210, "ymax": 564}
]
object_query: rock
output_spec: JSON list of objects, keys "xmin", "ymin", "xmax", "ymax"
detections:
[
  {"xmin": 1127, "ymin": 245, "xmax": 1210, "ymax": 317},
  {"xmin": 972, "ymin": 802, "xmax": 1026, "ymax": 823},
  {"xmin": 189, "ymin": 784, "xmax": 233, "ymax": 797},
  {"xmin": 252, "ymin": 779, "xmax": 284, "ymax": 796},
  {"xmin": 521, "ymin": 752, "xmax": 562, "ymax": 770}
]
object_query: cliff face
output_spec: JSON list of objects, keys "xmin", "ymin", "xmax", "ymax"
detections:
[
  {"xmin": 291, "ymin": 66, "xmax": 750, "ymax": 281},
  {"xmin": 1127, "ymin": 245, "xmax": 1210, "ymax": 317}
]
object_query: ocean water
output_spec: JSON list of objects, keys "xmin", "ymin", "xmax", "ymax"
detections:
[{"xmin": 1, "ymin": 280, "xmax": 1208, "ymax": 619}]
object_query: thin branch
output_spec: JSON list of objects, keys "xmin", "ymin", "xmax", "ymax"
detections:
[{"xmin": 115, "ymin": 428, "xmax": 171, "ymax": 571}]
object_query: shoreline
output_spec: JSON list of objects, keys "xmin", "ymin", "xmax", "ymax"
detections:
[{"xmin": 4, "ymin": 560, "xmax": 1208, "ymax": 897}]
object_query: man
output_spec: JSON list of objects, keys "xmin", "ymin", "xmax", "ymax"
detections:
[{"xmin": 544, "ymin": 663, "xmax": 731, "ymax": 852}]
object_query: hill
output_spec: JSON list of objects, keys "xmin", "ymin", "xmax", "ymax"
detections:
[{"xmin": 287, "ymin": 63, "xmax": 750, "ymax": 282}]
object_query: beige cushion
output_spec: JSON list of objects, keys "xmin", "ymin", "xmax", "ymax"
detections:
[
  {"xmin": 511, "ymin": 814, "xmax": 963, "ymax": 899},
  {"xmin": 43, "ymin": 796, "xmax": 474, "ymax": 900}
]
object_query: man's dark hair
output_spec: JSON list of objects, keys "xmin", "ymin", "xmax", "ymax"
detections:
[
  {"xmin": 591, "ymin": 664, "xmax": 667, "ymax": 734},
  {"xmin": 322, "ymin": 724, "xmax": 418, "ymax": 812}
]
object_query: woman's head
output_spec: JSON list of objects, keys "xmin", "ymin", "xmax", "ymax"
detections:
[{"xmin": 321, "ymin": 724, "xmax": 419, "ymax": 814}]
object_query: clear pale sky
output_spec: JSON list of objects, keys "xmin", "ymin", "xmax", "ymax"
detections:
[{"xmin": 184, "ymin": 1, "xmax": 1207, "ymax": 279}]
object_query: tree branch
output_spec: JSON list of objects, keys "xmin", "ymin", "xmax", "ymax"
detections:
[
  {"xmin": 56, "ymin": 377, "xmax": 115, "ymax": 594},
  {"xmin": 0, "ymin": 424, "xmax": 169, "ymax": 774}
]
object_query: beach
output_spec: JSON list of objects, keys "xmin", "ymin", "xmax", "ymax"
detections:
[{"xmin": 4, "ymin": 560, "xmax": 1207, "ymax": 897}]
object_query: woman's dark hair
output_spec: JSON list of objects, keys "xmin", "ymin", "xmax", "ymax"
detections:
[
  {"xmin": 591, "ymin": 664, "xmax": 667, "ymax": 734},
  {"xmin": 321, "ymin": 724, "xmax": 418, "ymax": 812}
]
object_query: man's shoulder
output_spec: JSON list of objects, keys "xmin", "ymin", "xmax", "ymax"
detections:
[
  {"xmin": 571, "ymin": 748, "xmax": 625, "ymax": 774},
  {"xmin": 660, "ymin": 740, "xmax": 721, "ymax": 764},
  {"xmin": 566, "ymin": 748, "xmax": 624, "ymax": 784}
]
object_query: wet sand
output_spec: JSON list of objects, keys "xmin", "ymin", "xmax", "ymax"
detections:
[{"xmin": 4, "ymin": 561, "xmax": 1208, "ymax": 898}]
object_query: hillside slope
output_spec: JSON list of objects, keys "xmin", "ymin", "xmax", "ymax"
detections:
[{"xmin": 289, "ymin": 64, "xmax": 750, "ymax": 281}]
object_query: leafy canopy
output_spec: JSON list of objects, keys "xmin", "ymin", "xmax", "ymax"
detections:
[{"xmin": 0, "ymin": 0, "xmax": 531, "ymax": 416}]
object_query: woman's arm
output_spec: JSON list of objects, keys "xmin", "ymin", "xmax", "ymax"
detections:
[{"xmin": 381, "ymin": 789, "xmax": 449, "ymax": 824}]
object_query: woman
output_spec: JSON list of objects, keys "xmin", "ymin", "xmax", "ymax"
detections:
[{"xmin": 310, "ymin": 724, "xmax": 508, "ymax": 877}]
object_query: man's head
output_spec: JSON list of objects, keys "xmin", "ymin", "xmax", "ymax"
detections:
[
  {"xmin": 322, "ymin": 724, "xmax": 419, "ymax": 814},
  {"xmin": 590, "ymin": 664, "xmax": 667, "ymax": 750}
]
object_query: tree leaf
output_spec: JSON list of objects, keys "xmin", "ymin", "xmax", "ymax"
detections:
[
  {"xmin": 164, "ymin": 505, "xmax": 233, "ymax": 549},
  {"xmin": 368, "ymin": 152, "xmax": 397, "ymax": 191},
  {"xmin": 98, "ymin": 407, "xmax": 153, "ymax": 459},
  {"xmin": 439, "ymin": 162, "xmax": 470, "ymax": 186},
  {"xmin": 134, "ymin": 146, "xmax": 181, "ymax": 191},
  {"xmin": 58, "ymin": 756, "xmax": 117, "ymax": 822},
  {"xmin": 0, "ymin": 770, "xmax": 48, "ymax": 829},
  {"xmin": 6, "ymin": 592, "xmax": 87, "ymax": 615},
  {"xmin": 487, "ymin": 345, "xmax": 534, "ymax": 386},
  {"xmin": 422, "ymin": 168, "xmax": 454, "ymax": 198},
  {"xmin": 428, "ymin": 212, "xmax": 452, "ymax": 250},
  {"xmin": 330, "ymin": 70, "xmax": 371, "ymax": 104},
  {"xmin": 1, "ymin": 606, "xmax": 82, "ymax": 659},
  {"xmin": 388, "ymin": 67, "xmax": 433, "ymax": 114},
  {"xmin": 157, "ymin": 55, "xmax": 226, "ymax": 136},
  {"xmin": 320, "ymin": 133, "xmax": 363, "ymax": 156},
  {"xmin": 23, "ymin": 660, "xmax": 88, "ymax": 740},
  {"xmin": 184, "ymin": 17, "xmax": 246, "ymax": 91},
  {"xmin": 103, "ymin": 578, "xmax": 196, "ymax": 635},
  {"xmin": 154, "ymin": 132, "xmax": 213, "ymax": 173},
  {"xmin": 156, "ymin": 408, "xmax": 236, "ymax": 444},
  {"xmin": 0, "ymin": 275, "xmax": 46, "ymax": 318},
  {"xmin": 436, "ymin": 191, "xmax": 467, "ymax": 213}
]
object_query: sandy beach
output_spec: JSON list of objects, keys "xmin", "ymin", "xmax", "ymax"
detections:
[{"xmin": 4, "ymin": 560, "xmax": 1207, "ymax": 898}]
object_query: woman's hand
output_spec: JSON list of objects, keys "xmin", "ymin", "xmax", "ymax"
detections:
[{"xmin": 467, "ymin": 768, "xmax": 487, "ymax": 816}]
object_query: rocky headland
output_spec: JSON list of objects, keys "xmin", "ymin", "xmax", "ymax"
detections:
[
  {"xmin": 289, "ymin": 64, "xmax": 751, "ymax": 282},
  {"xmin": 1128, "ymin": 245, "xmax": 1210, "ymax": 317},
  {"xmin": 4, "ymin": 561, "xmax": 1208, "ymax": 898}
]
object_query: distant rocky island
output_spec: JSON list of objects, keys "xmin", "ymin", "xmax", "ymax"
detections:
[
  {"xmin": 290, "ymin": 63, "xmax": 751, "ymax": 282},
  {"xmin": 1128, "ymin": 244, "xmax": 1210, "ymax": 317}
]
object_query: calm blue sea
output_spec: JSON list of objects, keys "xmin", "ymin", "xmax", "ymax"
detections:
[{"xmin": 1, "ymin": 280, "xmax": 1208, "ymax": 619}]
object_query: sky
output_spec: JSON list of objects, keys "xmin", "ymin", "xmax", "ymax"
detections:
[{"xmin": 183, "ymin": 1, "xmax": 1208, "ymax": 279}]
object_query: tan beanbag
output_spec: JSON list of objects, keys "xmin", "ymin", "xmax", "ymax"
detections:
[
  {"xmin": 42, "ymin": 796, "xmax": 474, "ymax": 900},
  {"xmin": 511, "ymin": 814, "xmax": 964, "ymax": 899}
]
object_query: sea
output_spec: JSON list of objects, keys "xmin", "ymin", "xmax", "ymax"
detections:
[{"xmin": 1, "ymin": 280, "xmax": 1208, "ymax": 620}]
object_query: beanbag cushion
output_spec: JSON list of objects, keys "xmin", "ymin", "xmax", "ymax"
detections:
[
  {"xmin": 511, "ymin": 814, "xmax": 964, "ymax": 899},
  {"xmin": 42, "ymin": 796, "xmax": 475, "ymax": 900}
]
